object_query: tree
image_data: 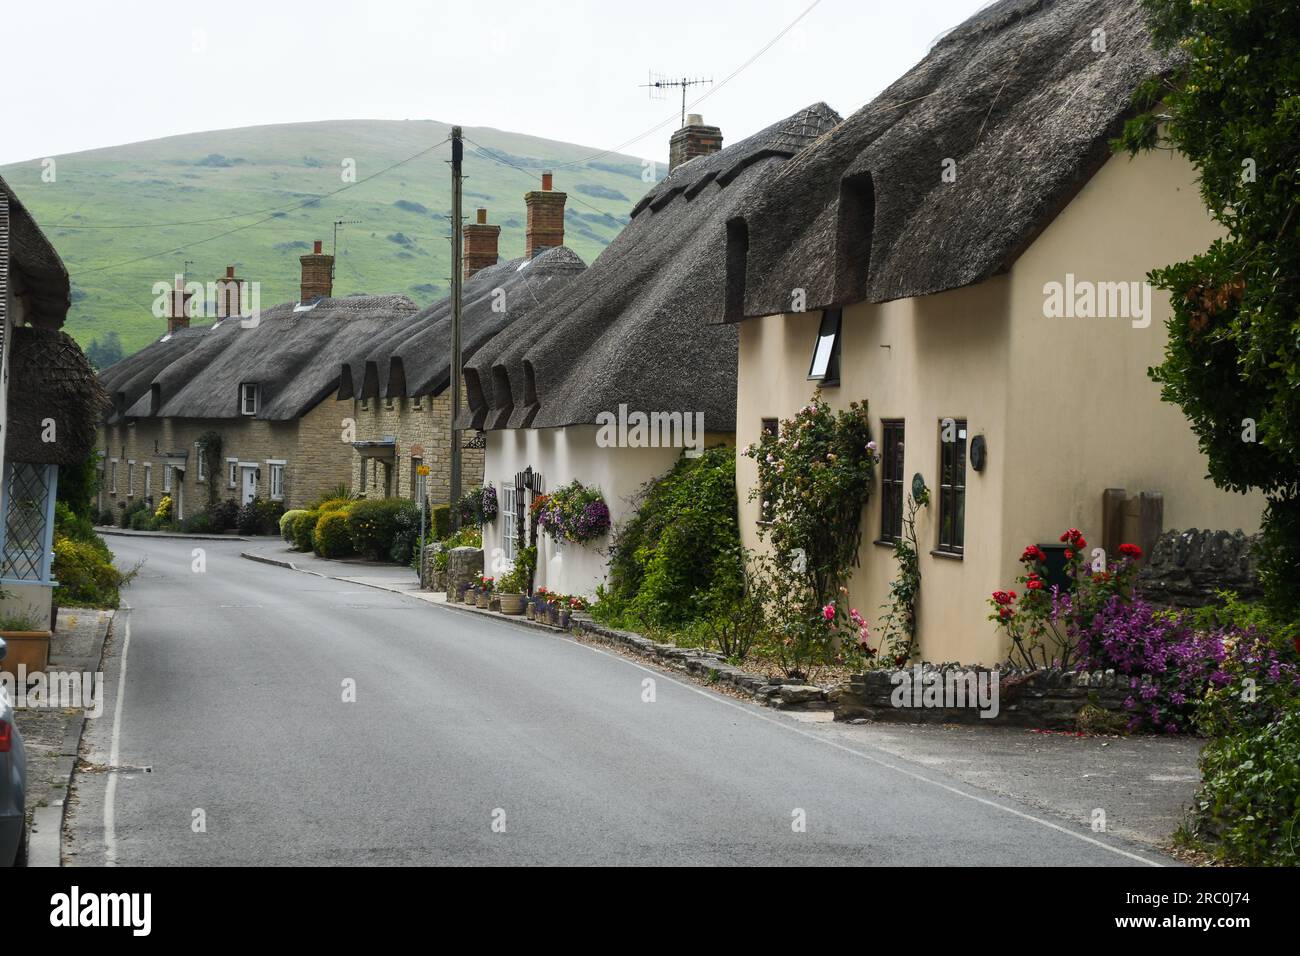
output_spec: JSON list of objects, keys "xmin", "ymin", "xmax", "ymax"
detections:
[
  {"xmin": 1116, "ymin": 0, "xmax": 1300, "ymax": 620},
  {"xmin": 85, "ymin": 330, "xmax": 123, "ymax": 370}
]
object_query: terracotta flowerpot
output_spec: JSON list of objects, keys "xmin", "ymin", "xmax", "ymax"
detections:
[
  {"xmin": 464, "ymin": 588, "xmax": 478, "ymax": 606},
  {"xmin": 476, "ymin": 592, "xmax": 489, "ymax": 609},
  {"xmin": 499, "ymin": 593, "xmax": 526, "ymax": 616},
  {"xmin": 0, "ymin": 630, "xmax": 52, "ymax": 677}
]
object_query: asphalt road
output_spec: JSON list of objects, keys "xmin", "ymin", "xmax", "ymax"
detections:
[{"xmin": 66, "ymin": 535, "xmax": 1174, "ymax": 866}]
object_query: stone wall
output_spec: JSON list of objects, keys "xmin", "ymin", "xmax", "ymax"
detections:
[
  {"xmin": 1137, "ymin": 528, "xmax": 1262, "ymax": 608},
  {"xmin": 446, "ymin": 546, "xmax": 483, "ymax": 599},
  {"xmin": 345, "ymin": 385, "xmax": 484, "ymax": 506},
  {"xmin": 834, "ymin": 664, "xmax": 1130, "ymax": 730}
]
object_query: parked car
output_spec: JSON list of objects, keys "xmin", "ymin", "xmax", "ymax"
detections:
[{"xmin": 0, "ymin": 637, "xmax": 28, "ymax": 866}]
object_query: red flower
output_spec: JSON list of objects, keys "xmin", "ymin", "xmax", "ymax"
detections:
[
  {"xmin": 1076, "ymin": 538, "xmax": 1087, "ymax": 551},
  {"xmin": 1027, "ymin": 579, "xmax": 1043, "ymax": 590},
  {"xmin": 1119, "ymin": 543, "xmax": 1143, "ymax": 559},
  {"xmin": 1293, "ymin": 634, "xmax": 1300, "ymax": 657},
  {"xmin": 1065, "ymin": 550, "xmax": 1073, "ymax": 560},
  {"xmin": 1020, "ymin": 545, "xmax": 1047, "ymax": 564}
]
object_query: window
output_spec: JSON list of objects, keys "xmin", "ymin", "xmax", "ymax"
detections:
[
  {"xmin": 143, "ymin": 463, "xmax": 153, "ymax": 498},
  {"xmin": 127, "ymin": 461, "xmax": 136, "ymax": 497},
  {"xmin": 110, "ymin": 460, "xmax": 119, "ymax": 495},
  {"xmin": 360, "ymin": 460, "xmax": 369, "ymax": 493},
  {"xmin": 936, "ymin": 418, "xmax": 967, "ymax": 556},
  {"xmin": 808, "ymin": 308, "xmax": 842, "ymax": 385},
  {"xmin": 879, "ymin": 420, "xmax": 905, "ymax": 543},
  {"xmin": 227, "ymin": 458, "xmax": 238, "ymax": 489},
  {"xmin": 162, "ymin": 464, "xmax": 173, "ymax": 493},
  {"xmin": 501, "ymin": 483, "xmax": 517, "ymax": 561},
  {"xmin": 240, "ymin": 383, "xmax": 259, "ymax": 416},
  {"xmin": 268, "ymin": 462, "xmax": 285, "ymax": 501},
  {"xmin": 196, "ymin": 445, "xmax": 207, "ymax": 482}
]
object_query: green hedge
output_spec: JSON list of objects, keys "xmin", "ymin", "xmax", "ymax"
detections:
[
  {"xmin": 313, "ymin": 510, "xmax": 355, "ymax": 558},
  {"xmin": 1198, "ymin": 704, "xmax": 1300, "ymax": 866},
  {"xmin": 280, "ymin": 509, "xmax": 309, "ymax": 543},
  {"xmin": 346, "ymin": 498, "xmax": 410, "ymax": 560},
  {"xmin": 431, "ymin": 503, "xmax": 451, "ymax": 540},
  {"xmin": 603, "ymin": 446, "xmax": 742, "ymax": 629},
  {"xmin": 292, "ymin": 510, "xmax": 321, "ymax": 552}
]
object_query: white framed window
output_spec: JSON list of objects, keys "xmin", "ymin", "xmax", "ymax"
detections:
[
  {"xmin": 227, "ymin": 458, "xmax": 238, "ymax": 489},
  {"xmin": 501, "ymin": 483, "xmax": 517, "ymax": 562},
  {"xmin": 163, "ymin": 464, "xmax": 173, "ymax": 493},
  {"xmin": 268, "ymin": 461, "xmax": 286, "ymax": 501},
  {"xmin": 127, "ymin": 460, "xmax": 136, "ymax": 497},
  {"xmin": 110, "ymin": 459, "xmax": 119, "ymax": 495},
  {"xmin": 143, "ymin": 463, "xmax": 153, "ymax": 497},
  {"xmin": 196, "ymin": 444, "xmax": 207, "ymax": 482},
  {"xmin": 240, "ymin": 383, "xmax": 259, "ymax": 416}
]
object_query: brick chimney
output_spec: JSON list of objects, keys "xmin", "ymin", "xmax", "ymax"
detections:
[
  {"xmin": 214, "ymin": 265, "xmax": 246, "ymax": 320},
  {"xmin": 463, "ymin": 208, "xmax": 501, "ymax": 278},
  {"xmin": 669, "ymin": 114, "xmax": 723, "ymax": 172},
  {"xmin": 524, "ymin": 171, "xmax": 566, "ymax": 259},
  {"xmin": 166, "ymin": 275, "xmax": 193, "ymax": 334},
  {"xmin": 299, "ymin": 240, "xmax": 334, "ymax": 302}
]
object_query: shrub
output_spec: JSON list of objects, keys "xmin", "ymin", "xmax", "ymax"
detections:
[
  {"xmin": 280, "ymin": 509, "xmax": 309, "ymax": 543},
  {"xmin": 120, "ymin": 499, "xmax": 148, "ymax": 529},
  {"xmin": 53, "ymin": 533, "xmax": 128, "ymax": 608},
  {"xmin": 431, "ymin": 504, "xmax": 451, "ymax": 540},
  {"xmin": 237, "ymin": 497, "xmax": 284, "ymax": 536},
  {"xmin": 129, "ymin": 507, "xmax": 152, "ymax": 531},
  {"xmin": 346, "ymin": 498, "xmax": 408, "ymax": 560},
  {"xmin": 1197, "ymin": 703, "xmax": 1300, "ymax": 866},
  {"xmin": 180, "ymin": 512, "xmax": 213, "ymax": 534},
  {"xmin": 154, "ymin": 495, "xmax": 174, "ymax": 523},
  {"xmin": 55, "ymin": 501, "xmax": 96, "ymax": 543},
  {"xmin": 313, "ymin": 511, "xmax": 355, "ymax": 558},
  {"xmin": 293, "ymin": 510, "xmax": 321, "ymax": 552},
  {"xmin": 208, "ymin": 499, "xmax": 240, "ymax": 533},
  {"xmin": 433, "ymin": 527, "xmax": 482, "ymax": 571},
  {"xmin": 388, "ymin": 500, "xmax": 422, "ymax": 564},
  {"xmin": 604, "ymin": 447, "xmax": 740, "ymax": 629}
]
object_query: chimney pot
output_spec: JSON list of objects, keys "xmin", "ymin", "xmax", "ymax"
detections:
[
  {"xmin": 476, "ymin": 207, "xmax": 488, "ymax": 224},
  {"xmin": 226, "ymin": 265, "xmax": 235, "ymax": 278},
  {"xmin": 541, "ymin": 171, "xmax": 553, "ymax": 191},
  {"xmin": 313, "ymin": 240, "xmax": 323, "ymax": 255}
]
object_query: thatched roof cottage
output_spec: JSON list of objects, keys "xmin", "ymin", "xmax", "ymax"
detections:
[
  {"xmin": 726, "ymin": 0, "xmax": 1265, "ymax": 664},
  {"xmin": 462, "ymin": 105, "xmax": 842, "ymax": 596},
  {"xmin": 1, "ymin": 174, "xmax": 105, "ymax": 628}
]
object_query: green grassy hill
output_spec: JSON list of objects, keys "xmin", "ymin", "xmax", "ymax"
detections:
[{"xmin": 0, "ymin": 120, "xmax": 659, "ymax": 358}]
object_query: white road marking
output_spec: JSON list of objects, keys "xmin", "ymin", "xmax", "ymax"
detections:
[
  {"xmin": 104, "ymin": 606, "xmax": 133, "ymax": 866},
  {"xmin": 555, "ymin": 633, "xmax": 1165, "ymax": 867}
]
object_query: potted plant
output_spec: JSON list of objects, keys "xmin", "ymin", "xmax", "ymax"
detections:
[
  {"xmin": 0, "ymin": 606, "xmax": 52, "ymax": 677},
  {"xmin": 464, "ymin": 583, "xmax": 479, "ymax": 606},
  {"xmin": 496, "ymin": 564, "xmax": 528, "ymax": 616},
  {"xmin": 476, "ymin": 575, "xmax": 494, "ymax": 609},
  {"xmin": 546, "ymin": 594, "xmax": 562, "ymax": 627}
]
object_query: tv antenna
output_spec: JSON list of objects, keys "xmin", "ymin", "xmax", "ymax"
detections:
[
  {"xmin": 641, "ymin": 72, "xmax": 713, "ymax": 128},
  {"xmin": 332, "ymin": 219, "xmax": 362, "ymax": 278}
]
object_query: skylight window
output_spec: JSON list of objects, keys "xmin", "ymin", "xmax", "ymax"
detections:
[{"xmin": 808, "ymin": 308, "xmax": 842, "ymax": 386}]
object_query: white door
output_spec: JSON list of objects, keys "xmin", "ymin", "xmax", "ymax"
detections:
[{"xmin": 241, "ymin": 466, "xmax": 257, "ymax": 504}]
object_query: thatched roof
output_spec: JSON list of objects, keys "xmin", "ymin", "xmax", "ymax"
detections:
[
  {"xmin": 338, "ymin": 246, "xmax": 586, "ymax": 401},
  {"xmin": 98, "ymin": 295, "xmax": 418, "ymax": 424},
  {"xmin": 6, "ymin": 326, "xmax": 107, "ymax": 465},
  {"xmin": 732, "ymin": 0, "xmax": 1174, "ymax": 318},
  {"xmin": 1, "ymin": 174, "xmax": 71, "ymax": 329},
  {"xmin": 463, "ymin": 103, "xmax": 842, "ymax": 432}
]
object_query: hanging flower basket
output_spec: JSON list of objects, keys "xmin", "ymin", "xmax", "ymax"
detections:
[{"xmin": 535, "ymin": 481, "xmax": 610, "ymax": 544}]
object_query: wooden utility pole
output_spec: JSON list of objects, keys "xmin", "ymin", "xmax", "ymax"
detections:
[{"xmin": 449, "ymin": 126, "xmax": 464, "ymax": 531}]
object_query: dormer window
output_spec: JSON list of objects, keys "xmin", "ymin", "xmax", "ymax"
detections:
[
  {"xmin": 808, "ymin": 308, "xmax": 842, "ymax": 386},
  {"xmin": 240, "ymin": 383, "xmax": 259, "ymax": 416}
]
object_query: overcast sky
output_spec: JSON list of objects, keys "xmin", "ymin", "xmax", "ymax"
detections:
[{"xmin": 3, "ymin": 0, "xmax": 993, "ymax": 166}]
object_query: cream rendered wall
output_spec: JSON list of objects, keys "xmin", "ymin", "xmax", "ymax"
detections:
[
  {"xmin": 488, "ymin": 426, "xmax": 732, "ymax": 599},
  {"xmin": 1003, "ymin": 147, "xmax": 1263, "ymax": 544},
  {"xmin": 737, "ymin": 280, "xmax": 1013, "ymax": 664},
  {"xmin": 736, "ymin": 147, "xmax": 1265, "ymax": 666}
]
